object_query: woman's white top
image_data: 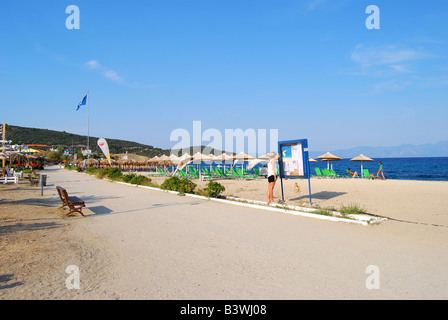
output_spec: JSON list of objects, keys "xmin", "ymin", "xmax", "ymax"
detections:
[{"xmin": 268, "ymin": 159, "xmax": 276, "ymax": 177}]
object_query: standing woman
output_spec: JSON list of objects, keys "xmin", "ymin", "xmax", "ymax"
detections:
[
  {"xmin": 267, "ymin": 152, "xmax": 280, "ymax": 205},
  {"xmin": 377, "ymin": 161, "xmax": 385, "ymax": 180}
]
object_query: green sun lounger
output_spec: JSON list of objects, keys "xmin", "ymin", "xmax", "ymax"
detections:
[
  {"xmin": 363, "ymin": 168, "xmax": 376, "ymax": 179},
  {"xmin": 330, "ymin": 169, "xmax": 342, "ymax": 178},
  {"xmin": 321, "ymin": 168, "xmax": 333, "ymax": 178}
]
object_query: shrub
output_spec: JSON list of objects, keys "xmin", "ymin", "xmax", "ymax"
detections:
[
  {"xmin": 161, "ymin": 176, "xmax": 181, "ymax": 191},
  {"xmin": 122, "ymin": 173, "xmax": 137, "ymax": 183},
  {"xmin": 161, "ymin": 176, "xmax": 196, "ymax": 194},
  {"xmin": 195, "ymin": 188, "xmax": 206, "ymax": 196},
  {"xmin": 85, "ymin": 167, "xmax": 98, "ymax": 175},
  {"xmin": 95, "ymin": 169, "xmax": 106, "ymax": 179},
  {"xmin": 107, "ymin": 168, "xmax": 123, "ymax": 180},
  {"xmin": 204, "ymin": 181, "xmax": 225, "ymax": 198},
  {"xmin": 177, "ymin": 178, "xmax": 197, "ymax": 194},
  {"xmin": 130, "ymin": 175, "xmax": 152, "ymax": 186}
]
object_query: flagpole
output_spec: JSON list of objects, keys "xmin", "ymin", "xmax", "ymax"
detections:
[{"xmin": 87, "ymin": 90, "xmax": 90, "ymax": 160}]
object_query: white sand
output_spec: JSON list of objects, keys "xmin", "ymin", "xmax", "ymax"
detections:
[{"xmin": 2, "ymin": 167, "xmax": 448, "ymax": 299}]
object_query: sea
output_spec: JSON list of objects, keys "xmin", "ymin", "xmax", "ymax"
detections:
[
  {"xmin": 186, "ymin": 157, "xmax": 448, "ymax": 182},
  {"xmin": 307, "ymin": 157, "xmax": 448, "ymax": 182}
]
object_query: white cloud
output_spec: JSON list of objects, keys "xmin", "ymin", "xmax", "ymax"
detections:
[
  {"xmin": 86, "ymin": 60, "xmax": 100, "ymax": 70},
  {"xmin": 351, "ymin": 44, "xmax": 426, "ymax": 68},
  {"xmin": 84, "ymin": 60, "xmax": 157, "ymax": 88},
  {"xmin": 103, "ymin": 70, "xmax": 123, "ymax": 84},
  {"xmin": 369, "ymin": 79, "xmax": 413, "ymax": 94},
  {"xmin": 307, "ymin": 0, "xmax": 327, "ymax": 11},
  {"xmin": 85, "ymin": 60, "xmax": 125, "ymax": 85},
  {"xmin": 348, "ymin": 44, "xmax": 432, "ymax": 78}
]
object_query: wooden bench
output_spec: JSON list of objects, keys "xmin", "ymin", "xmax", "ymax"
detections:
[
  {"xmin": 29, "ymin": 174, "xmax": 39, "ymax": 186},
  {"xmin": 56, "ymin": 186, "xmax": 86, "ymax": 217}
]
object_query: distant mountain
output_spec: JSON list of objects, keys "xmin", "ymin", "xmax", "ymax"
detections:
[{"xmin": 310, "ymin": 141, "xmax": 448, "ymax": 158}]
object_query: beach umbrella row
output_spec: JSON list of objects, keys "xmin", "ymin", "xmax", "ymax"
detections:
[
  {"xmin": 148, "ymin": 152, "xmax": 258, "ymax": 165},
  {"xmin": 313, "ymin": 152, "xmax": 374, "ymax": 178}
]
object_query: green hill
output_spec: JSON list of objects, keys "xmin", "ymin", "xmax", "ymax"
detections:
[{"xmin": 6, "ymin": 124, "xmax": 168, "ymax": 158}]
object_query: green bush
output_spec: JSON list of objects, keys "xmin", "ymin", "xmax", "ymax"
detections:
[
  {"xmin": 161, "ymin": 176, "xmax": 181, "ymax": 191},
  {"xmin": 178, "ymin": 178, "xmax": 197, "ymax": 194},
  {"xmin": 85, "ymin": 167, "xmax": 98, "ymax": 175},
  {"xmin": 122, "ymin": 173, "xmax": 137, "ymax": 183},
  {"xmin": 161, "ymin": 176, "xmax": 196, "ymax": 194},
  {"xmin": 95, "ymin": 169, "xmax": 106, "ymax": 179},
  {"xmin": 107, "ymin": 168, "xmax": 123, "ymax": 180},
  {"xmin": 204, "ymin": 181, "xmax": 225, "ymax": 198},
  {"xmin": 129, "ymin": 175, "xmax": 152, "ymax": 186}
]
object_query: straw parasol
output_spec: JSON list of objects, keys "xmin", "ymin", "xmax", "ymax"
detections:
[
  {"xmin": 316, "ymin": 152, "xmax": 343, "ymax": 170},
  {"xmin": 234, "ymin": 152, "xmax": 256, "ymax": 162},
  {"xmin": 169, "ymin": 154, "xmax": 181, "ymax": 164},
  {"xmin": 350, "ymin": 154, "xmax": 374, "ymax": 178},
  {"xmin": 309, "ymin": 157, "xmax": 318, "ymax": 162},
  {"xmin": 173, "ymin": 153, "xmax": 192, "ymax": 172},
  {"xmin": 157, "ymin": 154, "xmax": 172, "ymax": 167},
  {"xmin": 212, "ymin": 153, "xmax": 235, "ymax": 172},
  {"xmin": 258, "ymin": 153, "xmax": 271, "ymax": 160},
  {"xmin": 233, "ymin": 152, "xmax": 256, "ymax": 171},
  {"xmin": 191, "ymin": 152, "xmax": 214, "ymax": 162}
]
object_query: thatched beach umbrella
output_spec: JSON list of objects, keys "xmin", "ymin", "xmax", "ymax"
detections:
[
  {"xmin": 234, "ymin": 152, "xmax": 256, "ymax": 162},
  {"xmin": 246, "ymin": 153, "xmax": 272, "ymax": 170},
  {"xmin": 157, "ymin": 154, "xmax": 172, "ymax": 171},
  {"xmin": 233, "ymin": 152, "xmax": 256, "ymax": 171},
  {"xmin": 168, "ymin": 154, "xmax": 181, "ymax": 171},
  {"xmin": 309, "ymin": 157, "xmax": 318, "ymax": 162},
  {"xmin": 197, "ymin": 152, "xmax": 218, "ymax": 174},
  {"xmin": 350, "ymin": 154, "xmax": 374, "ymax": 178},
  {"xmin": 85, "ymin": 158, "xmax": 97, "ymax": 168},
  {"xmin": 174, "ymin": 153, "xmax": 192, "ymax": 172},
  {"xmin": 146, "ymin": 156, "xmax": 159, "ymax": 171},
  {"xmin": 169, "ymin": 154, "xmax": 180, "ymax": 164},
  {"xmin": 316, "ymin": 152, "xmax": 343, "ymax": 170},
  {"xmin": 213, "ymin": 153, "xmax": 234, "ymax": 172}
]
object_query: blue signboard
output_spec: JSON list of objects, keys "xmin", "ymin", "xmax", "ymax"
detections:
[{"xmin": 278, "ymin": 139, "xmax": 312, "ymax": 204}]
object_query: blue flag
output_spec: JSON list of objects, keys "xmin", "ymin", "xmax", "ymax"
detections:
[{"xmin": 76, "ymin": 95, "xmax": 87, "ymax": 111}]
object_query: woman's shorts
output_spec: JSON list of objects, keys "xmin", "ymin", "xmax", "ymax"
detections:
[{"xmin": 268, "ymin": 175, "xmax": 275, "ymax": 183}]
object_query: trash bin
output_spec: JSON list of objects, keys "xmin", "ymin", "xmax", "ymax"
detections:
[{"xmin": 40, "ymin": 175, "xmax": 47, "ymax": 187}]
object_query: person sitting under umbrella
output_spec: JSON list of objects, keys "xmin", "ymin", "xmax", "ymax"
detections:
[{"xmin": 347, "ymin": 168, "xmax": 359, "ymax": 178}]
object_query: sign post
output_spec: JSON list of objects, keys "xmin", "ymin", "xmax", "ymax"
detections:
[{"xmin": 278, "ymin": 139, "xmax": 312, "ymax": 205}]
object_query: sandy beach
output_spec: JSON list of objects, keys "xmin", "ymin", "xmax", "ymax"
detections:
[
  {"xmin": 1, "ymin": 166, "xmax": 448, "ymax": 299},
  {"xmin": 145, "ymin": 174, "xmax": 448, "ymax": 228}
]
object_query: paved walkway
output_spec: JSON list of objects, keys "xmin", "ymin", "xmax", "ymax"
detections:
[{"xmin": 45, "ymin": 166, "xmax": 448, "ymax": 299}]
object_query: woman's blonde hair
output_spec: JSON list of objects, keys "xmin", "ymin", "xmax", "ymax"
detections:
[{"xmin": 269, "ymin": 152, "xmax": 277, "ymax": 160}]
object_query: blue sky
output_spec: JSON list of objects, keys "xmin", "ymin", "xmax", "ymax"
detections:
[{"xmin": 1, "ymin": 0, "xmax": 447, "ymax": 154}]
